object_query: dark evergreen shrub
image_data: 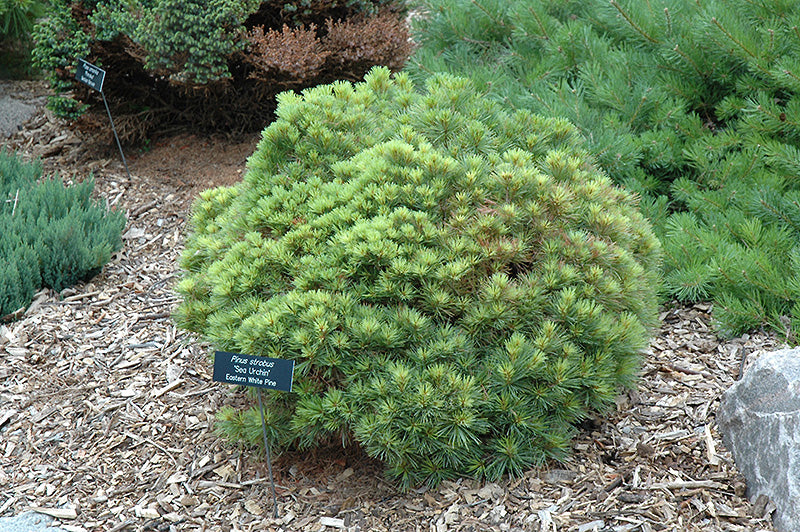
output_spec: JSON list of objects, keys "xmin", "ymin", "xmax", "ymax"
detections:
[
  {"xmin": 31, "ymin": 0, "xmax": 411, "ymax": 141},
  {"xmin": 176, "ymin": 68, "xmax": 662, "ymax": 487},
  {"xmin": 408, "ymin": 0, "xmax": 800, "ymax": 338},
  {"xmin": 0, "ymin": 151, "xmax": 126, "ymax": 318}
]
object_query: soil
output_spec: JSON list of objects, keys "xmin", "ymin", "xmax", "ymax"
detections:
[{"xmin": 0, "ymin": 81, "xmax": 785, "ymax": 532}]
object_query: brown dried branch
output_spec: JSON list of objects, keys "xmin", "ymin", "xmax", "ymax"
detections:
[
  {"xmin": 244, "ymin": 24, "xmax": 330, "ymax": 83},
  {"xmin": 323, "ymin": 10, "xmax": 413, "ymax": 73}
]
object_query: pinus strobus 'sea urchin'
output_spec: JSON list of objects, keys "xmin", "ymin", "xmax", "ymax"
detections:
[{"xmin": 176, "ymin": 67, "xmax": 662, "ymax": 489}]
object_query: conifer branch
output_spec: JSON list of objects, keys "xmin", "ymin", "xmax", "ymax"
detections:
[
  {"xmin": 710, "ymin": 17, "xmax": 769, "ymax": 74},
  {"xmin": 710, "ymin": 18, "xmax": 755, "ymax": 58},
  {"xmin": 739, "ymin": 150, "xmax": 759, "ymax": 182},
  {"xmin": 405, "ymin": 0, "xmax": 800, "ymax": 339},
  {"xmin": 754, "ymin": 259, "xmax": 792, "ymax": 299},
  {"xmin": 716, "ymin": 265, "xmax": 739, "ymax": 287},
  {"xmin": 625, "ymin": 93, "xmax": 649, "ymax": 129},
  {"xmin": 609, "ymin": 0, "xmax": 659, "ymax": 44},
  {"xmin": 742, "ymin": 266, "xmax": 789, "ymax": 300},
  {"xmin": 783, "ymin": 69, "xmax": 800, "ymax": 87},
  {"xmin": 677, "ymin": 222, "xmax": 718, "ymax": 253},
  {"xmin": 758, "ymin": 198, "xmax": 798, "ymax": 230},
  {"xmin": 671, "ymin": 44, "xmax": 704, "ymax": 76},
  {"xmin": 677, "ymin": 241, "xmax": 698, "ymax": 260},
  {"xmin": 470, "ymin": 0, "xmax": 506, "ymax": 28},
  {"xmin": 410, "ymin": 58, "xmax": 435, "ymax": 76},
  {"xmin": 529, "ymin": 91, "xmax": 553, "ymax": 114},
  {"xmin": 756, "ymin": 103, "xmax": 800, "ymax": 131},
  {"xmin": 700, "ymin": 194, "xmax": 727, "ymax": 214},
  {"xmin": 527, "ymin": 6, "xmax": 549, "ymax": 40}
]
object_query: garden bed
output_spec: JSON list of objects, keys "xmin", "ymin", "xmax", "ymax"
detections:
[{"xmin": 0, "ymin": 82, "xmax": 782, "ymax": 532}]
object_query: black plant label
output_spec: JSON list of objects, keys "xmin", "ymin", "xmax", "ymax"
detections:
[
  {"xmin": 76, "ymin": 59, "xmax": 106, "ymax": 92},
  {"xmin": 213, "ymin": 351, "xmax": 294, "ymax": 392}
]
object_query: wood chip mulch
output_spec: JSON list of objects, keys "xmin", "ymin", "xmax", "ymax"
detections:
[{"xmin": 0, "ymin": 84, "xmax": 785, "ymax": 532}]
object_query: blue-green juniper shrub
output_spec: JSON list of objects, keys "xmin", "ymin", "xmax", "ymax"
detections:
[
  {"xmin": 0, "ymin": 150, "xmax": 126, "ymax": 319},
  {"xmin": 175, "ymin": 68, "xmax": 662, "ymax": 488}
]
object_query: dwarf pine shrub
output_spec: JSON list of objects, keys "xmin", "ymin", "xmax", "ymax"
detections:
[
  {"xmin": 408, "ymin": 0, "xmax": 800, "ymax": 338},
  {"xmin": 0, "ymin": 151, "xmax": 126, "ymax": 318},
  {"xmin": 176, "ymin": 68, "xmax": 661, "ymax": 487},
  {"xmin": 32, "ymin": 0, "xmax": 411, "ymax": 140}
]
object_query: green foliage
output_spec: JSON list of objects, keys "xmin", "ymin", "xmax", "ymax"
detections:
[
  {"xmin": 31, "ymin": 0, "xmax": 411, "ymax": 141},
  {"xmin": 176, "ymin": 69, "xmax": 662, "ymax": 487},
  {"xmin": 30, "ymin": 1, "xmax": 90, "ymax": 116},
  {"xmin": 0, "ymin": 0, "xmax": 46, "ymax": 42},
  {"xmin": 0, "ymin": 151, "xmax": 126, "ymax": 318},
  {"xmin": 280, "ymin": 0, "xmax": 398, "ymax": 19},
  {"xmin": 0, "ymin": 0, "xmax": 47, "ymax": 77},
  {"xmin": 408, "ymin": 0, "xmax": 800, "ymax": 339},
  {"xmin": 0, "ymin": 233, "xmax": 40, "ymax": 316},
  {"xmin": 89, "ymin": 0, "xmax": 262, "ymax": 85}
]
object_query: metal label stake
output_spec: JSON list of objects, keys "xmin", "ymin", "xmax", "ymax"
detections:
[
  {"xmin": 213, "ymin": 351, "xmax": 295, "ymax": 519},
  {"xmin": 76, "ymin": 58, "xmax": 131, "ymax": 181},
  {"xmin": 257, "ymin": 388, "xmax": 279, "ymax": 518}
]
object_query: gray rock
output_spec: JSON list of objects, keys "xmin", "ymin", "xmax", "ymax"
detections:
[
  {"xmin": 0, "ymin": 96, "xmax": 36, "ymax": 138},
  {"xmin": 0, "ymin": 512, "xmax": 66, "ymax": 532},
  {"xmin": 717, "ymin": 348, "xmax": 800, "ymax": 532}
]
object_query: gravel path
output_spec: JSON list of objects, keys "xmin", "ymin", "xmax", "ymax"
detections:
[
  {"xmin": 0, "ymin": 512, "xmax": 64, "ymax": 532},
  {"xmin": 0, "ymin": 81, "xmax": 45, "ymax": 138},
  {"xmin": 0, "ymin": 96, "xmax": 35, "ymax": 138}
]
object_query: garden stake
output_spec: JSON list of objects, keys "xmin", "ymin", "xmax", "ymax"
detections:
[
  {"xmin": 100, "ymin": 90, "xmax": 131, "ymax": 182},
  {"xmin": 76, "ymin": 58, "xmax": 131, "ymax": 181},
  {"xmin": 212, "ymin": 351, "xmax": 294, "ymax": 518},
  {"xmin": 257, "ymin": 388, "xmax": 280, "ymax": 518}
]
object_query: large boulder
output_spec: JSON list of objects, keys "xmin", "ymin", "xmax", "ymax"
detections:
[{"xmin": 717, "ymin": 348, "xmax": 800, "ymax": 532}]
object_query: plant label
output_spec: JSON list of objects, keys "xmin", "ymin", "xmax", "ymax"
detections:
[
  {"xmin": 76, "ymin": 59, "xmax": 106, "ymax": 92},
  {"xmin": 213, "ymin": 351, "xmax": 294, "ymax": 392},
  {"xmin": 211, "ymin": 350, "xmax": 292, "ymax": 516},
  {"xmin": 75, "ymin": 58, "xmax": 131, "ymax": 180}
]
